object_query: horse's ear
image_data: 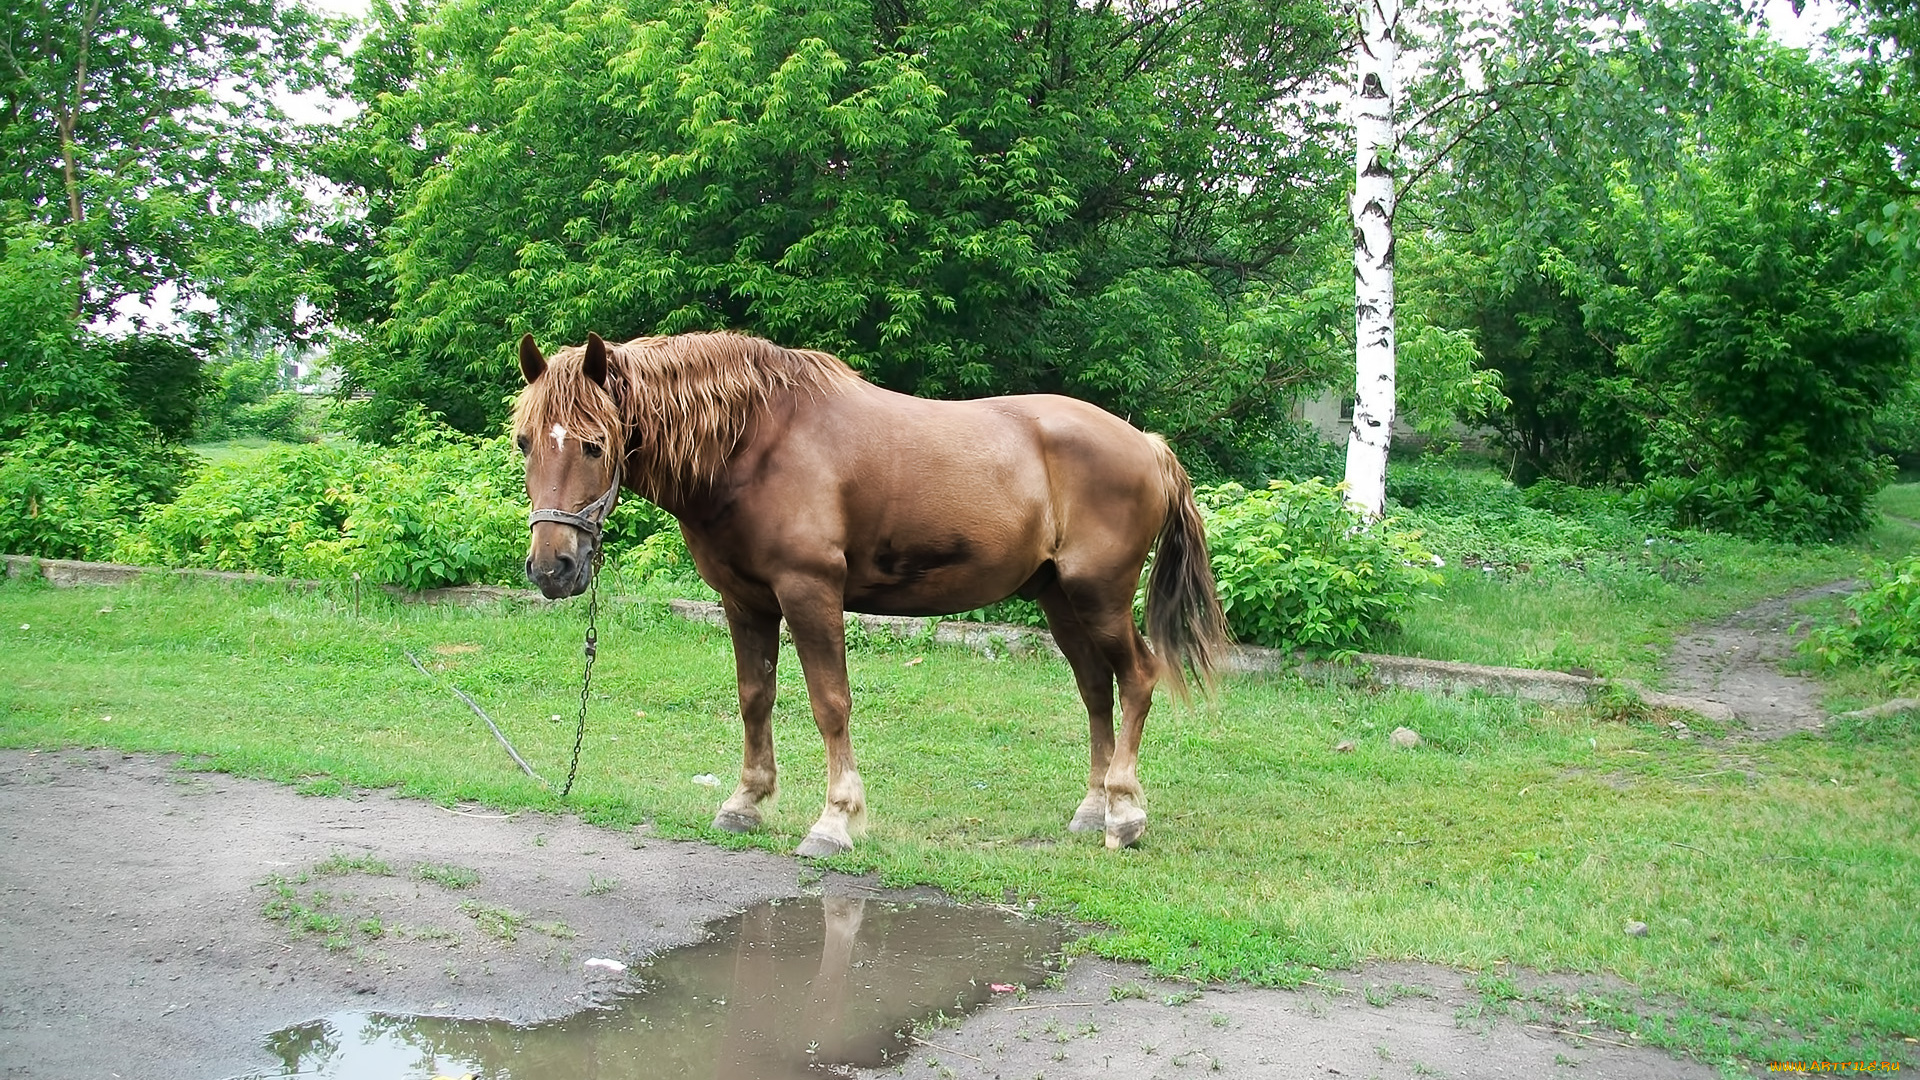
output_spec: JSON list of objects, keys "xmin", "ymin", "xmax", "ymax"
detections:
[
  {"xmin": 584, "ymin": 332, "xmax": 608, "ymax": 387},
  {"xmin": 518, "ymin": 334, "xmax": 545, "ymax": 384}
]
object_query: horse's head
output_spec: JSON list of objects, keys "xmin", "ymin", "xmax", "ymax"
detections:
[{"xmin": 514, "ymin": 333, "xmax": 623, "ymax": 599}]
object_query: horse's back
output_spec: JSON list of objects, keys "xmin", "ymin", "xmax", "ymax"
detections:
[{"xmin": 744, "ymin": 384, "xmax": 1167, "ymax": 615}]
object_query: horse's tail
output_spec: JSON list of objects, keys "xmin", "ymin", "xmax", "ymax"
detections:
[{"xmin": 1144, "ymin": 435, "xmax": 1228, "ymax": 700}]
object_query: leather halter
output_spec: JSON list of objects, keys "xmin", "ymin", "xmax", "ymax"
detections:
[{"xmin": 528, "ymin": 466, "xmax": 623, "ymax": 547}]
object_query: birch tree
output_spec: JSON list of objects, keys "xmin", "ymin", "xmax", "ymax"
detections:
[{"xmin": 1345, "ymin": 0, "xmax": 1401, "ymax": 518}]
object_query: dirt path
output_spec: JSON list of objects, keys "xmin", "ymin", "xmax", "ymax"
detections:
[
  {"xmin": 0, "ymin": 749, "xmax": 1722, "ymax": 1080},
  {"xmin": 1659, "ymin": 581, "xmax": 1854, "ymax": 738}
]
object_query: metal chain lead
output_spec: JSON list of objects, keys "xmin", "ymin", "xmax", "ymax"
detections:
[{"xmin": 560, "ymin": 550, "xmax": 601, "ymax": 797}]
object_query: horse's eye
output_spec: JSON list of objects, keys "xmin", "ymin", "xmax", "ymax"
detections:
[
  {"xmin": 515, "ymin": 435, "xmax": 529, "ymax": 454},
  {"xmin": 582, "ymin": 442, "xmax": 603, "ymax": 459}
]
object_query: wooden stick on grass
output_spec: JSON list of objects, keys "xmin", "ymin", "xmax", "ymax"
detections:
[{"xmin": 404, "ymin": 650, "xmax": 548, "ymax": 786}]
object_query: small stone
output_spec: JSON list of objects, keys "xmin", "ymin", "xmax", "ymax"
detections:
[
  {"xmin": 1389, "ymin": 727, "xmax": 1422, "ymax": 749},
  {"xmin": 1334, "ymin": 740, "xmax": 1356, "ymax": 753},
  {"xmin": 1624, "ymin": 920, "xmax": 1649, "ymax": 938}
]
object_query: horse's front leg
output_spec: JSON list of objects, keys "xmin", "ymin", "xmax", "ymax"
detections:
[
  {"xmin": 776, "ymin": 578, "xmax": 866, "ymax": 858},
  {"xmin": 714, "ymin": 601, "xmax": 781, "ymax": 834}
]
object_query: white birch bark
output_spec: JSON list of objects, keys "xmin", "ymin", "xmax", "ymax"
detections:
[{"xmin": 1344, "ymin": 0, "xmax": 1401, "ymax": 519}]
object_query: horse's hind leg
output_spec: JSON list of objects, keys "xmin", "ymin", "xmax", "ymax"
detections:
[
  {"xmin": 1037, "ymin": 585, "xmax": 1116, "ymax": 834},
  {"xmin": 715, "ymin": 602, "xmax": 781, "ymax": 834},
  {"xmin": 1055, "ymin": 578, "xmax": 1160, "ymax": 850}
]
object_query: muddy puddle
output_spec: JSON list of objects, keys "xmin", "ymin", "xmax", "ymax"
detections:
[{"xmin": 259, "ymin": 894, "xmax": 1066, "ymax": 1079}]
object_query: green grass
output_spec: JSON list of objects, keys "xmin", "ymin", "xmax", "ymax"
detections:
[
  {"xmin": 418, "ymin": 863, "xmax": 482, "ymax": 890},
  {"xmin": 2, "ymin": 574, "xmax": 1916, "ymax": 1071},
  {"xmin": 1382, "ymin": 494, "xmax": 1920, "ymax": 683},
  {"xmin": 1878, "ymin": 483, "xmax": 1920, "ymax": 525},
  {"xmin": 186, "ymin": 437, "xmax": 312, "ymax": 468}
]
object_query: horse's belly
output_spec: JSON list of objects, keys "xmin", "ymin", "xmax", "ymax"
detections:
[
  {"xmin": 843, "ymin": 586, "xmax": 1021, "ymax": 619},
  {"xmin": 843, "ymin": 542, "xmax": 1041, "ymax": 618}
]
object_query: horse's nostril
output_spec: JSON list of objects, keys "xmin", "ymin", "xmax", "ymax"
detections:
[{"xmin": 554, "ymin": 552, "xmax": 576, "ymax": 578}]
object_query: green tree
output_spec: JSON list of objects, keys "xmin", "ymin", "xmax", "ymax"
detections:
[
  {"xmin": 0, "ymin": 0, "xmax": 342, "ymax": 333},
  {"xmin": 0, "ymin": 218, "xmax": 194, "ymax": 558},
  {"xmin": 1403, "ymin": 0, "xmax": 1917, "ymax": 539},
  {"xmin": 331, "ymin": 0, "xmax": 1349, "ymax": 472}
]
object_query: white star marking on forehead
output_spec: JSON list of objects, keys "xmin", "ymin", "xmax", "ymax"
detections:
[{"xmin": 550, "ymin": 423, "xmax": 568, "ymax": 449}]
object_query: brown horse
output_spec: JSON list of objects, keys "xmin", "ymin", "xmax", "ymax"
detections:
[{"xmin": 514, "ymin": 331, "xmax": 1225, "ymax": 856}]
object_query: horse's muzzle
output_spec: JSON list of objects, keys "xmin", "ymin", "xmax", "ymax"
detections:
[{"xmin": 525, "ymin": 544, "xmax": 594, "ymax": 599}]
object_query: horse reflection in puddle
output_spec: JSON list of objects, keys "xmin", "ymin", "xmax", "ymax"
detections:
[
  {"xmin": 716, "ymin": 892, "xmax": 875, "ymax": 1076},
  {"xmin": 261, "ymin": 892, "xmax": 1060, "ymax": 1079}
]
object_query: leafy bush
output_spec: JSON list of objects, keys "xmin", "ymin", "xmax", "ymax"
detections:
[
  {"xmin": 117, "ymin": 417, "xmax": 676, "ymax": 590},
  {"xmin": 1253, "ymin": 420, "xmax": 1347, "ymax": 485},
  {"xmin": 115, "ymin": 441, "xmax": 368, "ymax": 577},
  {"xmin": 0, "ymin": 225, "xmax": 197, "ymax": 558},
  {"xmin": 108, "ymin": 334, "xmax": 206, "ymax": 441},
  {"xmin": 1802, "ymin": 557, "xmax": 1920, "ymax": 686},
  {"xmin": 302, "ymin": 427, "xmax": 531, "ymax": 590},
  {"xmin": 1629, "ymin": 470, "xmax": 1892, "ymax": 547},
  {"xmin": 1872, "ymin": 379, "xmax": 1920, "ymax": 473},
  {"xmin": 1200, "ymin": 479, "xmax": 1440, "ymax": 651},
  {"xmin": 0, "ymin": 421, "xmax": 196, "ymax": 560},
  {"xmin": 196, "ymin": 351, "xmax": 328, "ymax": 442},
  {"xmin": 953, "ymin": 595, "xmax": 1048, "ymax": 629},
  {"xmin": 1385, "ymin": 461, "xmax": 1692, "ymax": 577}
]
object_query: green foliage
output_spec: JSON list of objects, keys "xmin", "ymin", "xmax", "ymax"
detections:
[
  {"xmin": 1254, "ymin": 421, "xmax": 1347, "ymax": 485},
  {"xmin": 1871, "ymin": 378, "xmax": 1920, "ymax": 473},
  {"xmin": 0, "ymin": 0, "xmax": 344, "ymax": 334},
  {"xmin": 0, "ymin": 219, "xmax": 196, "ymax": 558},
  {"xmin": 117, "ymin": 417, "xmax": 675, "ymax": 589},
  {"xmin": 318, "ymin": 427, "xmax": 529, "ymax": 590},
  {"xmin": 106, "ymin": 334, "xmax": 207, "ymax": 442},
  {"xmin": 1200, "ymin": 479, "xmax": 1440, "ymax": 651},
  {"xmin": 1803, "ymin": 556, "xmax": 1920, "ymax": 687},
  {"xmin": 108, "ymin": 421, "xmax": 1431, "ymax": 655},
  {"xmin": 197, "ymin": 350, "xmax": 328, "ymax": 442},
  {"xmin": 0, "ymin": 422, "xmax": 196, "ymax": 560},
  {"xmin": 328, "ymin": 0, "xmax": 1348, "ymax": 470},
  {"xmin": 0, "ymin": 218, "xmax": 100, "ymax": 429},
  {"xmin": 114, "ymin": 441, "xmax": 367, "ymax": 577},
  {"xmin": 1394, "ymin": 309, "xmax": 1505, "ymax": 437},
  {"xmin": 1598, "ymin": 156, "xmax": 1909, "ymax": 543},
  {"xmin": 1407, "ymin": 6, "xmax": 1918, "ymax": 541},
  {"xmin": 1386, "ymin": 462, "xmax": 1673, "ymax": 575}
]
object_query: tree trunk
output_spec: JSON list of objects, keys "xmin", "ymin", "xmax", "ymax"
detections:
[
  {"xmin": 1344, "ymin": 0, "xmax": 1400, "ymax": 519},
  {"xmin": 60, "ymin": 0, "xmax": 103, "ymax": 320}
]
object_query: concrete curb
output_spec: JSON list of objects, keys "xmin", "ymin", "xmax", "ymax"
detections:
[
  {"xmin": 665, "ymin": 598, "xmax": 1740, "ymax": 719},
  {"xmin": 1, "ymin": 554, "xmax": 551, "ymax": 606},
  {"xmin": 6, "ymin": 553, "xmax": 1743, "ymax": 719}
]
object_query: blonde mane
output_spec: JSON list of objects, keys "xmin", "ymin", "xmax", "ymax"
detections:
[{"xmin": 512, "ymin": 331, "xmax": 860, "ymax": 504}]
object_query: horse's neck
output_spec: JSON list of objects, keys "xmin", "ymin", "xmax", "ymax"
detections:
[{"xmin": 621, "ymin": 390, "xmax": 784, "ymax": 521}]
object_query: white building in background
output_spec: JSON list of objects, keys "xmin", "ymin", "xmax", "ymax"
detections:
[
  {"xmin": 1295, "ymin": 388, "xmax": 1493, "ymax": 453},
  {"xmin": 283, "ymin": 349, "xmax": 345, "ymax": 394}
]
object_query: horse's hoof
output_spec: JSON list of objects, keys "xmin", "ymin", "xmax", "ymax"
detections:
[
  {"xmin": 1104, "ymin": 815, "xmax": 1147, "ymax": 850},
  {"xmin": 1068, "ymin": 792, "xmax": 1106, "ymax": 833},
  {"xmin": 713, "ymin": 809, "xmax": 761, "ymax": 834},
  {"xmin": 795, "ymin": 830, "xmax": 852, "ymax": 858}
]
